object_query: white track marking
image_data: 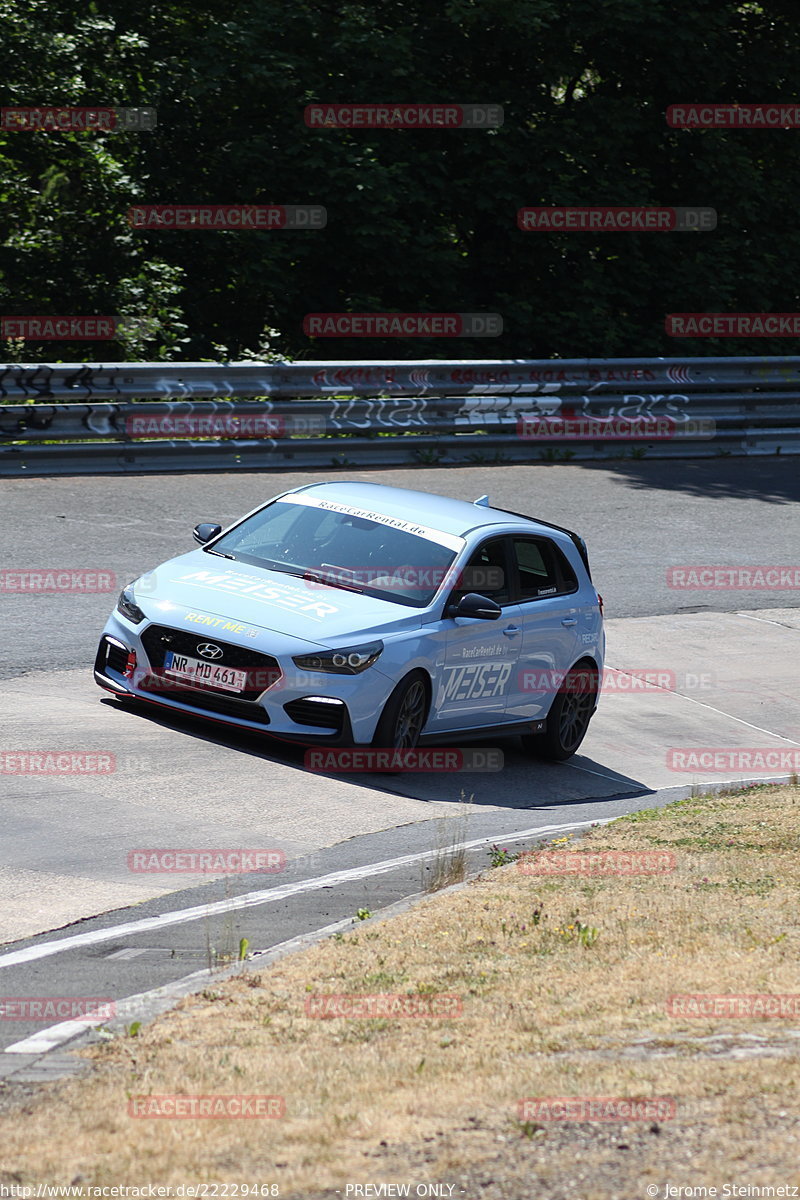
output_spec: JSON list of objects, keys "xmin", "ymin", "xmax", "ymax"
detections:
[
  {"xmin": 606, "ymin": 664, "xmax": 800, "ymax": 746},
  {"xmin": 4, "ymin": 1018, "xmax": 98, "ymax": 1054},
  {"xmin": 4, "ymin": 913, "xmax": 382, "ymax": 1054},
  {"xmin": 641, "ymin": 694, "xmax": 800, "ymax": 744},
  {"xmin": 0, "ymin": 819, "xmax": 607, "ymax": 973},
  {"xmin": 733, "ymin": 612, "xmax": 800, "ymax": 632},
  {"xmin": 106, "ymin": 947, "xmax": 163, "ymax": 960}
]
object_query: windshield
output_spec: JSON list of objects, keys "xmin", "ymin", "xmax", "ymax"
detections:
[{"xmin": 210, "ymin": 497, "xmax": 463, "ymax": 608}]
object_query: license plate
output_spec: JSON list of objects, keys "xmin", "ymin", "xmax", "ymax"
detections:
[{"xmin": 163, "ymin": 651, "xmax": 248, "ymax": 693}]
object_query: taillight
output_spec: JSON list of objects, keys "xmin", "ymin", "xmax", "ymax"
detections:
[{"xmin": 597, "ymin": 593, "xmax": 604, "ymax": 615}]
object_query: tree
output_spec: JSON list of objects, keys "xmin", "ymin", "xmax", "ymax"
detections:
[{"xmin": 2, "ymin": 0, "xmax": 799, "ymax": 360}]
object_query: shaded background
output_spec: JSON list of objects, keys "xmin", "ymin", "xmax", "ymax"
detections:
[{"xmin": 2, "ymin": 0, "xmax": 799, "ymax": 361}]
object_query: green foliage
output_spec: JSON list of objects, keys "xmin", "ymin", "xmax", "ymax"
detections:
[
  {"xmin": 488, "ymin": 844, "xmax": 519, "ymax": 867},
  {"xmin": 556, "ymin": 919, "xmax": 600, "ymax": 947},
  {"xmin": 3, "ymin": 0, "xmax": 800, "ymax": 360}
]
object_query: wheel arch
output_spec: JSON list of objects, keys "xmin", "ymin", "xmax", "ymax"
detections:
[
  {"xmin": 543, "ymin": 655, "xmax": 601, "ymax": 721},
  {"xmin": 371, "ymin": 666, "xmax": 433, "ymax": 748}
]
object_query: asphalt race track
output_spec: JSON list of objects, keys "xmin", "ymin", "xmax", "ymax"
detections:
[
  {"xmin": 3, "ymin": 458, "xmax": 799, "ymax": 679},
  {"xmin": 1, "ymin": 458, "xmax": 799, "ymax": 1075}
]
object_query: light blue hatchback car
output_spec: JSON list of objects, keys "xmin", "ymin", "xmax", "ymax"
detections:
[{"xmin": 95, "ymin": 481, "xmax": 604, "ymax": 760}]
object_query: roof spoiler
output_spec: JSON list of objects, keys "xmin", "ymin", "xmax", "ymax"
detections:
[{"xmin": 473, "ymin": 496, "xmax": 591, "ymax": 578}]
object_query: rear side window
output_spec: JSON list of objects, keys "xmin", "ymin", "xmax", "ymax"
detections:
[{"xmin": 513, "ymin": 537, "xmax": 579, "ymax": 601}]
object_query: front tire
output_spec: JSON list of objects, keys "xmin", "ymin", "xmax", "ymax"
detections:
[
  {"xmin": 521, "ymin": 662, "xmax": 598, "ymax": 762},
  {"xmin": 372, "ymin": 672, "xmax": 429, "ymax": 751}
]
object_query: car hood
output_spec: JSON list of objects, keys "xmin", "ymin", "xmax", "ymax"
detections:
[{"xmin": 133, "ymin": 551, "xmax": 432, "ymax": 645}]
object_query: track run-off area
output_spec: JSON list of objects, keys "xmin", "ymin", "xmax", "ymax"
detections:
[{"xmin": 0, "ymin": 458, "xmax": 798, "ymax": 1071}]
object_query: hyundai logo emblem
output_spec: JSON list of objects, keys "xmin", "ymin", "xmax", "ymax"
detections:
[{"xmin": 196, "ymin": 642, "xmax": 224, "ymax": 660}]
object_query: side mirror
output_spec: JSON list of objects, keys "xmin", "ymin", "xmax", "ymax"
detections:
[
  {"xmin": 193, "ymin": 522, "xmax": 222, "ymax": 545},
  {"xmin": 446, "ymin": 592, "xmax": 502, "ymax": 621}
]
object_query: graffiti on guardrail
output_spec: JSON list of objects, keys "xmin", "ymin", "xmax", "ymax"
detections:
[
  {"xmin": 310, "ymin": 367, "xmax": 410, "ymax": 389},
  {"xmin": 0, "ymin": 392, "xmax": 780, "ymax": 443},
  {"xmin": 1, "ymin": 359, "xmax": 799, "ymax": 473},
  {"xmin": 327, "ymin": 395, "xmax": 431, "ymax": 428},
  {"xmin": 3, "ymin": 358, "xmax": 800, "ymax": 404},
  {"xmin": 454, "ymin": 394, "xmax": 697, "ymax": 425},
  {"xmin": 0, "ymin": 364, "xmax": 124, "ymax": 400}
]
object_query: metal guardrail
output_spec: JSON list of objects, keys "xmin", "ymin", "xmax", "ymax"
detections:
[{"xmin": 2, "ymin": 357, "xmax": 799, "ymax": 475}]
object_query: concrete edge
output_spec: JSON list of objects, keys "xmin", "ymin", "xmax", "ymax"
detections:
[{"xmin": 2, "ymin": 772, "xmax": 796, "ymax": 1087}]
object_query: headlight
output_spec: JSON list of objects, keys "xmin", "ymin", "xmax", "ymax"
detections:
[
  {"xmin": 293, "ymin": 641, "xmax": 383, "ymax": 675},
  {"xmin": 116, "ymin": 583, "xmax": 146, "ymax": 625}
]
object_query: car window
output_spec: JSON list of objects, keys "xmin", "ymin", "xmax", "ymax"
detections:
[
  {"xmin": 231, "ymin": 502, "xmax": 332, "ymax": 554},
  {"xmin": 451, "ymin": 537, "xmax": 511, "ymax": 605},
  {"xmin": 513, "ymin": 537, "xmax": 578, "ymax": 601},
  {"xmin": 212, "ymin": 499, "xmax": 460, "ymax": 608}
]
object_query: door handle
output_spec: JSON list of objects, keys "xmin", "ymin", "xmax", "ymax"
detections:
[
  {"xmin": 503, "ymin": 625, "xmax": 521, "ymax": 636},
  {"xmin": 561, "ymin": 618, "xmax": 578, "ymax": 627}
]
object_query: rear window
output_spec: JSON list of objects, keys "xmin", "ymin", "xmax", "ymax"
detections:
[{"xmin": 513, "ymin": 537, "xmax": 578, "ymax": 601}]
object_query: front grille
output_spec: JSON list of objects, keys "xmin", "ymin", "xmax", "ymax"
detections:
[
  {"xmin": 138, "ymin": 676, "xmax": 270, "ymax": 725},
  {"xmin": 96, "ymin": 636, "xmax": 129, "ymax": 675},
  {"xmin": 140, "ymin": 624, "xmax": 280, "ymax": 700},
  {"xmin": 284, "ymin": 697, "xmax": 345, "ymax": 732}
]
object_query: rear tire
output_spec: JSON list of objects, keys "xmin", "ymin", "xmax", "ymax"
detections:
[{"xmin": 521, "ymin": 662, "xmax": 598, "ymax": 762}]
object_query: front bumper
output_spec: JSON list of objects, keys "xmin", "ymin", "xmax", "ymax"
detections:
[{"xmin": 94, "ymin": 613, "xmax": 394, "ymax": 745}]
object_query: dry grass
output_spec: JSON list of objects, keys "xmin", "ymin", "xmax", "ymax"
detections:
[
  {"xmin": 2, "ymin": 782, "xmax": 800, "ymax": 1197},
  {"xmin": 423, "ymin": 793, "xmax": 472, "ymax": 893}
]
